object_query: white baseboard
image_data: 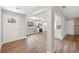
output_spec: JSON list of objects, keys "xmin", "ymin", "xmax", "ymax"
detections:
[
  {"xmin": 55, "ymin": 34, "xmax": 66, "ymax": 40},
  {"xmin": 2, "ymin": 36, "xmax": 27, "ymax": 44},
  {"xmin": 18, "ymin": 36, "xmax": 27, "ymax": 40},
  {"xmin": 66, "ymin": 34, "xmax": 74, "ymax": 35},
  {"xmin": 47, "ymin": 50, "xmax": 56, "ymax": 53},
  {"xmin": 47, "ymin": 50, "xmax": 51, "ymax": 53}
]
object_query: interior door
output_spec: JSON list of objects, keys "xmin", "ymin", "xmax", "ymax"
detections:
[{"xmin": 55, "ymin": 14, "xmax": 62, "ymax": 39}]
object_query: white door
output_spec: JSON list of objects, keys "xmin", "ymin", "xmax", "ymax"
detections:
[{"xmin": 55, "ymin": 14, "xmax": 62, "ymax": 39}]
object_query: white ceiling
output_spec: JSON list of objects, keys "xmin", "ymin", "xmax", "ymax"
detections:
[
  {"xmin": 29, "ymin": 10, "xmax": 47, "ymax": 21},
  {"xmin": 32, "ymin": 11, "xmax": 47, "ymax": 19},
  {"xmin": 2, "ymin": 6, "xmax": 79, "ymax": 19},
  {"xmin": 1, "ymin": 6, "xmax": 39, "ymax": 15},
  {"xmin": 59, "ymin": 6, "xmax": 79, "ymax": 19}
]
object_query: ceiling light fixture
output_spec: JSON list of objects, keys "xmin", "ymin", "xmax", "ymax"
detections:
[
  {"xmin": 62, "ymin": 6, "xmax": 66, "ymax": 8},
  {"xmin": 16, "ymin": 8, "xmax": 20, "ymax": 9}
]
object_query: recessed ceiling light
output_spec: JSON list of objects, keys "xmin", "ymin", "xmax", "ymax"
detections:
[
  {"xmin": 62, "ymin": 6, "xmax": 66, "ymax": 8},
  {"xmin": 16, "ymin": 8, "xmax": 20, "ymax": 9}
]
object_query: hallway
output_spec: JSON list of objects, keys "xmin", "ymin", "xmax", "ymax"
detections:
[{"xmin": 1, "ymin": 32, "xmax": 47, "ymax": 53}]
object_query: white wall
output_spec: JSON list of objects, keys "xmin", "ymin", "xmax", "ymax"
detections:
[
  {"xmin": 47, "ymin": 7, "xmax": 66, "ymax": 52},
  {"xmin": 0, "ymin": 8, "xmax": 2, "ymax": 49},
  {"xmin": 18, "ymin": 15, "xmax": 26, "ymax": 39},
  {"xmin": 2, "ymin": 10, "xmax": 26, "ymax": 43},
  {"xmin": 47, "ymin": 7, "xmax": 55, "ymax": 52},
  {"xmin": 54, "ymin": 7, "xmax": 66, "ymax": 40},
  {"xmin": 66, "ymin": 19, "xmax": 74, "ymax": 35}
]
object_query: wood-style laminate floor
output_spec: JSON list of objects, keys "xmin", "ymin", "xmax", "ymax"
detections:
[
  {"xmin": 1, "ymin": 32, "xmax": 47, "ymax": 53},
  {"xmin": 55, "ymin": 35, "xmax": 79, "ymax": 53},
  {"xmin": 1, "ymin": 33, "xmax": 79, "ymax": 53}
]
